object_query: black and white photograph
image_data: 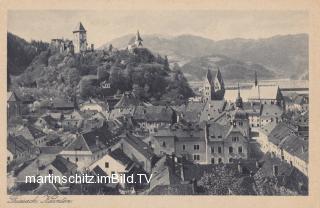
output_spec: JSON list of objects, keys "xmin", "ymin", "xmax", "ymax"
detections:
[{"xmin": 6, "ymin": 9, "xmax": 310, "ymax": 197}]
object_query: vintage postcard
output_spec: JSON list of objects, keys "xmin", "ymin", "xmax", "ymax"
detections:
[{"xmin": 1, "ymin": 0, "xmax": 320, "ymax": 207}]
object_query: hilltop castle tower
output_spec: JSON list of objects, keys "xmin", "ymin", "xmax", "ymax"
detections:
[
  {"xmin": 73, "ymin": 22, "xmax": 87, "ymax": 53},
  {"xmin": 203, "ymin": 67, "xmax": 225, "ymax": 101}
]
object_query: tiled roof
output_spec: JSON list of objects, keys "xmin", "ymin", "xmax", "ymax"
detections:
[
  {"xmin": 278, "ymin": 135, "xmax": 308, "ymax": 162},
  {"xmin": 200, "ymin": 100, "xmax": 226, "ymax": 122},
  {"xmin": 268, "ymin": 122, "xmax": 295, "ymax": 146},
  {"xmin": 154, "ymin": 122, "xmax": 205, "ymax": 142},
  {"xmin": 52, "ymin": 98, "xmax": 74, "ymax": 109},
  {"xmin": 65, "ymin": 125, "xmax": 116, "ymax": 153},
  {"xmin": 40, "ymin": 114, "xmax": 58, "ymax": 128},
  {"xmin": 51, "ymin": 156, "xmax": 77, "ymax": 174},
  {"xmin": 7, "ymin": 135, "xmax": 34, "ymax": 154},
  {"xmin": 133, "ymin": 106, "xmax": 175, "ymax": 123},
  {"xmin": 114, "ymin": 92, "xmax": 141, "ymax": 108},
  {"xmin": 33, "ymin": 183, "xmax": 60, "ymax": 195},
  {"xmin": 261, "ymin": 104, "xmax": 283, "ymax": 118},
  {"xmin": 109, "ymin": 148, "xmax": 133, "ymax": 167},
  {"xmin": 64, "ymin": 111, "xmax": 83, "ymax": 120},
  {"xmin": 206, "ymin": 122, "xmax": 229, "ymax": 141},
  {"xmin": 122, "ymin": 134, "xmax": 155, "ymax": 160},
  {"xmin": 92, "ymin": 165, "xmax": 108, "ymax": 177},
  {"xmin": 242, "ymin": 102, "xmax": 262, "ymax": 115},
  {"xmin": 16, "ymin": 125, "xmax": 46, "ymax": 140},
  {"xmin": 248, "ymin": 85, "xmax": 281, "ymax": 100}
]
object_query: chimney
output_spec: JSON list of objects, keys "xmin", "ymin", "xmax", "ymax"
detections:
[{"xmin": 273, "ymin": 165, "xmax": 279, "ymax": 176}]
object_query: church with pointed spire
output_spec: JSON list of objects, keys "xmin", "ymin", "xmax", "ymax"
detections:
[
  {"xmin": 202, "ymin": 67, "xmax": 225, "ymax": 101},
  {"xmin": 128, "ymin": 30, "xmax": 144, "ymax": 52}
]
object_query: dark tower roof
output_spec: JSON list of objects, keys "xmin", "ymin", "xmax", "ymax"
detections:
[
  {"xmin": 215, "ymin": 68, "xmax": 224, "ymax": 90},
  {"xmin": 136, "ymin": 30, "xmax": 143, "ymax": 41},
  {"xmin": 206, "ymin": 68, "xmax": 214, "ymax": 85},
  {"xmin": 254, "ymin": 71, "xmax": 258, "ymax": 87},
  {"xmin": 73, "ymin": 22, "xmax": 86, "ymax": 33},
  {"xmin": 235, "ymin": 83, "xmax": 243, "ymax": 109}
]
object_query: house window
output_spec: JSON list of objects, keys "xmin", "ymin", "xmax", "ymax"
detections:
[
  {"xmin": 194, "ymin": 144, "xmax": 200, "ymax": 150},
  {"xmin": 182, "ymin": 145, "xmax": 186, "ymax": 150},
  {"xmin": 232, "ymin": 137, "xmax": 239, "ymax": 142},
  {"xmin": 48, "ymin": 169, "xmax": 53, "ymax": 174},
  {"xmin": 193, "ymin": 155, "xmax": 200, "ymax": 161},
  {"xmin": 105, "ymin": 162, "xmax": 109, "ymax": 168},
  {"xmin": 218, "ymin": 135, "xmax": 222, "ymax": 139},
  {"xmin": 229, "ymin": 147, "xmax": 233, "ymax": 153},
  {"xmin": 211, "ymin": 146, "xmax": 214, "ymax": 153},
  {"xmin": 148, "ymin": 141, "xmax": 152, "ymax": 146},
  {"xmin": 218, "ymin": 158, "xmax": 222, "ymax": 164},
  {"xmin": 162, "ymin": 141, "xmax": 166, "ymax": 147},
  {"xmin": 211, "ymin": 158, "xmax": 215, "ymax": 164},
  {"xmin": 76, "ymin": 157, "xmax": 78, "ymax": 162},
  {"xmin": 238, "ymin": 146, "xmax": 243, "ymax": 153},
  {"xmin": 229, "ymin": 158, "xmax": 233, "ymax": 163},
  {"xmin": 111, "ymin": 171, "xmax": 115, "ymax": 175},
  {"xmin": 218, "ymin": 147, "xmax": 222, "ymax": 153}
]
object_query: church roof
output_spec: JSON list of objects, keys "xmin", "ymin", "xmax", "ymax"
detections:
[
  {"xmin": 73, "ymin": 22, "xmax": 86, "ymax": 32},
  {"xmin": 248, "ymin": 85, "xmax": 280, "ymax": 100}
]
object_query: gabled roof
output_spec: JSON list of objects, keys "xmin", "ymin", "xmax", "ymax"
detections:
[
  {"xmin": 63, "ymin": 111, "xmax": 83, "ymax": 120},
  {"xmin": 65, "ymin": 125, "xmax": 115, "ymax": 153},
  {"xmin": 114, "ymin": 92, "xmax": 141, "ymax": 108},
  {"xmin": 261, "ymin": 104, "xmax": 283, "ymax": 118},
  {"xmin": 39, "ymin": 114, "xmax": 58, "ymax": 128},
  {"xmin": 200, "ymin": 100, "xmax": 226, "ymax": 122},
  {"xmin": 7, "ymin": 135, "xmax": 34, "ymax": 155},
  {"xmin": 52, "ymin": 98, "xmax": 74, "ymax": 109},
  {"xmin": 33, "ymin": 183, "xmax": 61, "ymax": 195},
  {"xmin": 268, "ymin": 122, "xmax": 295, "ymax": 146},
  {"xmin": 16, "ymin": 125, "xmax": 46, "ymax": 140},
  {"xmin": 248, "ymin": 85, "xmax": 281, "ymax": 100},
  {"xmin": 51, "ymin": 156, "xmax": 77, "ymax": 174},
  {"xmin": 7, "ymin": 91, "xmax": 20, "ymax": 102},
  {"xmin": 122, "ymin": 134, "xmax": 155, "ymax": 160},
  {"xmin": 133, "ymin": 105, "xmax": 175, "ymax": 123},
  {"xmin": 92, "ymin": 165, "xmax": 108, "ymax": 177},
  {"xmin": 206, "ymin": 121, "xmax": 229, "ymax": 141},
  {"xmin": 278, "ymin": 135, "xmax": 308, "ymax": 163},
  {"xmin": 73, "ymin": 22, "xmax": 86, "ymax": 32},
  {"xmin": 109, "ymin": 148, "xmax": 134, "ymax": 168}
]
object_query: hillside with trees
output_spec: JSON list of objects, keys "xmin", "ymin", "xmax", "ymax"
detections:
[
  {"xmin": 9, "ymin": 35, "xmax": 193, "ymax": 105},
  {"xmin": 7, "ymin": 32, "xmax": 49, "ymax": 75}
]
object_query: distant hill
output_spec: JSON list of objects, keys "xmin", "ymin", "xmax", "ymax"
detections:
[
  {"xmin": 181, "ymin": 54, "xmax": 275, "ymax": 81},
  {"xmin": 102, "ymin": 33, "xmax": 308, "ymax": 80},
  {"xmin": 7, "ymin": 32, "xmax": 49, "ymax": 75}
]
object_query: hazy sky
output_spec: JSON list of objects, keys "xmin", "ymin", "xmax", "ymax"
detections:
[{"xmin": 8, "ymin": 10, "xmax": 308, "ymax": 47}]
